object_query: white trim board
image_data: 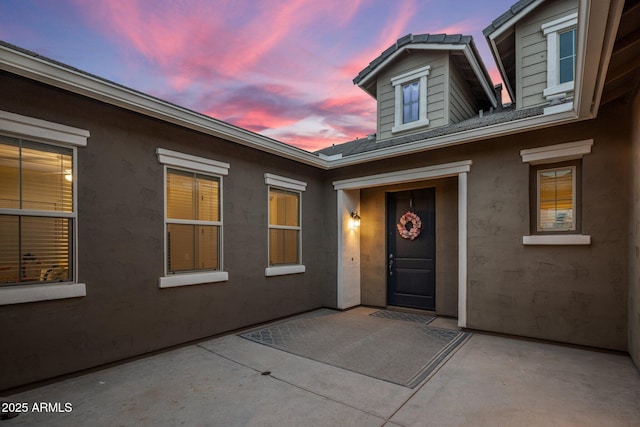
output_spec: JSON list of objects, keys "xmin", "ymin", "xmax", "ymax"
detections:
[
  {"xmin": 0, "ymin": 109, "xmax": 89, "ymax": 146},
  {"xmin": 520, "ymin": 139, "xmax": 593, "ymax": 164},
  {"xmin": 333, "ymin": 161, "xmax": 472, "ymax": 190},
  {"xmin": 0, "ymin": 283, "xmax": 86, "ymax": 305},
  {"xmin": 156, "ymin": 148, "xmax": 230, "ymax": 175}
]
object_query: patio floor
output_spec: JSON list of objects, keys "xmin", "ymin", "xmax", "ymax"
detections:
[{"xmin": 3, "ymin": 306, "xmax": 640, "ymax": 426}]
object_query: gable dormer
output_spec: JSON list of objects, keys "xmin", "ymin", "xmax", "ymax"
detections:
[
  {"xmin": 353, "ymin": 33, "xmax": 497, "ymax": 142},
  {"xmin": 484, "ymin": 0, "xmax": 579, "ymax": 110}
]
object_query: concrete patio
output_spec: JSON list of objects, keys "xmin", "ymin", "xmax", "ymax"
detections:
[{"xmin": 3, "ymin": 307, "xmax": 640, "ymax": 426}]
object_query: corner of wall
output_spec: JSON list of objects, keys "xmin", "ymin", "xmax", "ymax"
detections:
[{"xmin": 629, "ymin": 87, "xmax": 640, "ymax": 370}]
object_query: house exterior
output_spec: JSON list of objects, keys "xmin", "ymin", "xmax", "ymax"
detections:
[{"xmin": 1, "ymin": 0, "xmax": 639, "ymax": 391}]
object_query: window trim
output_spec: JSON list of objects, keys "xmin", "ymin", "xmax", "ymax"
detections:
[
  {"xmin": 0, "ymin": 110, "xmax": 87, "ymax": 305},
  {"xmin": 542, "ymin": 13, "xmax": 578, "ymax": 101},
  {"xmin": 265, "ymin": 173, "xmax": 306, "ymax": 277},
  {"xmin": 156, "ymin": 148, "xmax": 229, "ymax": 288},
  {"xmin": 391, "ymin": 65, "xmax": 430, "ymax": 133},
  {"xmin": 520, "ymin": 140, "xmax": 591, "ymax": 245}
]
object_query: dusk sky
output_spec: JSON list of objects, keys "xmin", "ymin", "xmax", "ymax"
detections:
[{"xmin": 0, "ymin": 0, "xmax": 515, "ymax": 152}]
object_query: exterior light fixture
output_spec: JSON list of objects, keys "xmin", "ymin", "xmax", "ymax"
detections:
[{"xmin": 350, "ymin": 211, "xmax": 361, "ymax": 228}]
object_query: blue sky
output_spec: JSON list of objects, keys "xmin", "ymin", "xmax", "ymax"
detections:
[{"xmin": 0, "ymin": 0, "xmax": 515, "ymax": 151}]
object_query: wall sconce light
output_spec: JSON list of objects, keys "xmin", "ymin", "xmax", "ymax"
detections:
[
  {"xmin": 64, "ymin": 170, "xmax": 73, "ymax": 182},
  {"xmin": 350, "ymin": 211, "xmax": 361, "ymax": 228}
]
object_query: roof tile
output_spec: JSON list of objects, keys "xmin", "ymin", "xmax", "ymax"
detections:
[{"xmin": 353, "ymin": 32, "xmax": 474, "ymax": 85}]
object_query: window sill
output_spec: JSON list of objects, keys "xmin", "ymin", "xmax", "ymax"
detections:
[
  {"xmin": 0, "ymin": 282, "xmax": 86, "ymax": 305},
  {"xmin": 522, "ymin": 235, "xmax": 591, "ymax": 245},
  {"xmin": 265, "ymin": 265, "xmax": 306, "ymax": 277},
  {"xmin": 543, "ymin": 81, "xmax": 574, "ymax": 99},
  {"xmin": 392, "ymin": 119, "xmax": 429, "ymax": 134},
  {"xmin": 159, "ymin": 271, "xmax": 229, "ymax": 288}
]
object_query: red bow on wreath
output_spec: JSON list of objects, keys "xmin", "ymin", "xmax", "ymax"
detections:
[{"xmin": 397, "ymin": 211, "xmax": 422, "ymax": 240}]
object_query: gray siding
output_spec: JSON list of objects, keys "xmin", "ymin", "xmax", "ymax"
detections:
[
  {"xmin": 448, "ymin": 56, "xmax": 477, "ymax": 123},
  {"xmin": 515, "ymin": 0, "xmax": 578, "ymax": 109},
  {"xmin": 376, "ymin": 51, "xmax": 449, "ymax": 141}
]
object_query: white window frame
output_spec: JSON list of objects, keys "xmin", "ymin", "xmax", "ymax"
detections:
[
  {"xmin": 542, "ymin": 13, "xmax": 578, "ymax": 101},
  {"xmin": 156, "ymin": 148, "xmax": 229, "ymax": 288},
  {"xmin": 0, "ymin": 110, "xmax": 88, "ymax": 305},
  {"xmin": 391, "ymin": 65, "xmax": 430, "ymax": 133},
  {"xmin": 265, "ymin": 173, "xmax": 306, "ymax": 277},
  {"xmin": 520, "ymin": 139, "xmax": 592, "ymax": 245}
]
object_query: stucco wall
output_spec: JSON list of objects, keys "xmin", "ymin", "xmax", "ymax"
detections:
[
  {"xmin": 330, "ymin": 99, "xmax": 630, "ymax": 350},
  {"xmin": 630, "ymin": 88, "xmax": 640, "ymax": 368},
  {"xmin": 0, "ymin": 72, "xmax": 334, "ymax": 390},
  {"xmin": 466, "ymin": 103, "xmax": 628, "ymax": 349},
  {"xmin": 359, "ymin": 179, "xmax": 458, "ymax": 316}
]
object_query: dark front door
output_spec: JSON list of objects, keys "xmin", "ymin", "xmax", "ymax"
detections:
[{"xmin": 387, "ymin": 188, "xmax": 436, "ymax": 311}]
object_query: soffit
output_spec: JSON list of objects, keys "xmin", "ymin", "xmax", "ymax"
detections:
[{"xmin": 600, "ymin": 0, "xmax": 640, "ymax": 105}]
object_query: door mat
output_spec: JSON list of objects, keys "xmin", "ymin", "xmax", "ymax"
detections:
[
  {"xmin": 240, "ymin": 310, "xmax": 470, "ymax": 388},
  {"xmin": 370, "ymin": 309, "xmax": 435, "ymax": 324}
]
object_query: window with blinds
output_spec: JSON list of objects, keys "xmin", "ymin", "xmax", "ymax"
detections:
[
  {"xmin": 166, "ymin": 168, "xmax": 221, "ymax": 273},
  {"xmin": 268, "ymin": 188, "xmax": 300, "ymax": 266},
  {"xmin": 537, "ymin": 166, "xmax": 576, "ymax": 232},
  {"xmin": 0, "ymin": 136, "xmax": 74, "ymax": 285}
]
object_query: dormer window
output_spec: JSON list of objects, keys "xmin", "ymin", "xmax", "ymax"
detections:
[
  {"xmin": 391, "ymin": 65, "xmax": 430, "ymax": 133},
  {"xmin": 542, "ymin": 13, "xmax": 578, "ymax": 102},
  {"xmin": 402, "ymin": 81, "xmax": 420, "ymax": 123}
]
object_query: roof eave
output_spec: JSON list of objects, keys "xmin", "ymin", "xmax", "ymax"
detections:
[
  {"xmin": 484, "ymin": 0, "xmax": 545, "ymax": 100},
  {"xmin": 0, "ymin": 44, "xmax": 331, "ymax": 170},
  {"xmin": 327, "ymin": 109, "xmax": 581, "ymax": 168},
  {"xmin": 574, "ymin": 0, "xmax": 625, "ymax": 118}
]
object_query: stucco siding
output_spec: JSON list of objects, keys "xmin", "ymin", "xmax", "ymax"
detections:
[
  {"xmin": 330, "ymin": 99, "xmax": 629, "ymax": 351},
  {"xmin": 449, "ymin": 57, "xmax": 477, "ymax": 123},
  {"xmin": 0, "ymin": 72, "xmax": 333, "ymax": 391},
  {"xmin": 377, "ymin": 51, "xmax": 448, "ymax": 141},
  {"xmin": 466, "ymin": 101, "xmax": 629, "ymax": 349},
  {"xmin": 630, "ymin": 89, "xmax": 640, "ymax": 369},
  {"xmin": 516, "ymin": 0, "xmax": 578, "ymax": 109}
]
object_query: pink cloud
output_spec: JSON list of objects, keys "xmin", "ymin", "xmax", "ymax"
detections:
[
  {"xmin": 69, "ymin": 0, "xmax": 509, "ymax": 152},
  {"xmin": 338, "ymin": 0, "xmax": 419, "ymax": 80}
]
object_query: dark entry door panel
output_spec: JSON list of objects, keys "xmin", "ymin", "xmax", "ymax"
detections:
[{"xmin": 387, "ymin": 188, "xmax": 435, "ymax": 310}]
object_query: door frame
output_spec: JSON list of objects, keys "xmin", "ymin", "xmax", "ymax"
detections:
[{"xmin": 333, "ymin": 160, "xmax": 470, "ymax": 327}]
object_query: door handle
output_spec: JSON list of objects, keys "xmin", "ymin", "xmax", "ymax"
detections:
[{"xmin": 388, "ymin": 253, "xmax": 394, "ymax": 275}]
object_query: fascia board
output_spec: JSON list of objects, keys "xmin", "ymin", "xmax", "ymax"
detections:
[
  {"xmin": 486, "ymin": 0, "xmax": 544, "ymax": 101},
  {"xmin": 487, "ymin": 36, "xmax": 516, "ymax": 102},
  {"xmin": 487, "ymin": 0, "xmax": 545, "ymax": 41},
  {"xmin": 0, "ymin": 44, "xmax": 329, "ymax": 170},
  {"xmin": 576, "ymin": 0, "xmax": 624, "ymax": 118},
  {"xmin": 327, "ymin": 110, "xmax": 580, "ymax": 168}
]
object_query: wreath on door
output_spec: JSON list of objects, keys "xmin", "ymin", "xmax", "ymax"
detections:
[{"xmin": 396, "ymin": 211, "xmax": 422, "ymax": 240}]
